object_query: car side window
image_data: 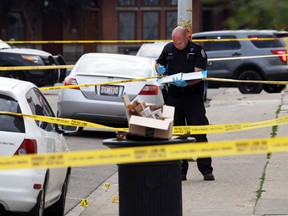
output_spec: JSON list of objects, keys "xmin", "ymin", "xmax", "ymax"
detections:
[
  {"xmin": 194, "ymin": 35, "xmax": 240, "ymax": 51},
  {"xmin": 248, "ymin": 35, "xmax": 284, "ymax": 48},
  {"xmin": 0, "ymin": 94, "xmax": 25, "ymax": 133},
  {"xmin": 26, "ymin": 88, "xmax": 55, "ymax": 131}
]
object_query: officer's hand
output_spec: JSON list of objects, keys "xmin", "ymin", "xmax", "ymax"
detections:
[
  {"xmin": 157, "ymin": 65, "xmax": 166, "ymax": 75},
  {"xmin": 172, "ymin": 77, "xmax": 188, "ymax": 87}
]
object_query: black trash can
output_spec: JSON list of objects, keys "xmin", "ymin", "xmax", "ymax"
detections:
[{"xmin": 103, "ymin": 137, "xmax": 195, "ymax": 216}]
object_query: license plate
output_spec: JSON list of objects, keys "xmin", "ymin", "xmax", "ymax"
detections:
[{"xmin": 100, "ymin": 85, "xmax": 120, "ymax": 96}]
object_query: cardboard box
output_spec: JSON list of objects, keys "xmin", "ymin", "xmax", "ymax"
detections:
[
  {"xmin": 159, "ymin": 70, "xmax": 207, "ymax": 84},
  {"xmin": 123, "ymin": 95, "xmax": 174, "ymax": 139}
]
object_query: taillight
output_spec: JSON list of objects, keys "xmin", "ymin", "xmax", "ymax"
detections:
[
  {"xmin": 63, "ymin": 77, "xmax": 80, "ymax": 90},
  {"xmin": 139, "ymin": 84, "xmax": 159, "ymax": 95},
  {"xmin": 271, "ymin": 50, "xmax": 287, "ymax": 63},
  {"xmin": 14, "ymin": 139, "xmax": 37, "ymax": 155}
]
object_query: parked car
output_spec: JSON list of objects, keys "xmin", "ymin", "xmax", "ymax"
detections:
[
  {"xmin": 0, "ymin": 77, "xmax": 77, "ymax": 216},
  {"xmin": 57, "ymin": 53, "xmax": 164, "ymax": 129},
  {"xmin": 0, "ymin": 39, "xmax": 67, "ymax": 87},
  {"xmin": 136, "ymin": 30, "xmax": 288, "ymax": 94},
  {"xmin": 193, "ymin": 30, "xmax": 288, "ymax": 94}
]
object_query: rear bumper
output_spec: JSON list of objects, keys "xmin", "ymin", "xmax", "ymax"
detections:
[
  {"xmin": 0, "ymin": 169, "xmax": 45, "ymax": 213},
  {"xmin": 58, "ymin": 89, "xmax": 128, "ymax": 125}
]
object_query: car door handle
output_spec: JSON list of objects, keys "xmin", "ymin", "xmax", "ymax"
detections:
[{"xmin": 232, "ymin": 52, "xmax": 241, "ymax": 57}]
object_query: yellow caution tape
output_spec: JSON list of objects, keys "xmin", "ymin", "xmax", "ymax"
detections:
[
  {"xmin": 0, "ymin": 65, "xmax": 74, "ymax": 71},
  {"xmin": 0, "ymin": 53, "xmax": 286, "ymax": 72},
  {"xmin": 39, "ymin": 76, "xmax": 160, "ymax": 91},
  {"xmin": 0, "ymin": 111, "xmax": 127, "ymax": 132},
  {"xmin": 209, "ymin": 53, "xmax": 288, "ymax": 62},
  {"xmin": 5, "ymin": 38, "xmax": 278, "ymax": 44},
  {"xmin": 204, "ymin": 77, "xmax": 288, "ymax": 85},
  {"xmin": 39, "ymin": 76, "xmax": 288, "ymax": 91},
  {"xmin": 1, "ymin": 136, "xmax": 288, "ymax": 170},
  {"xmin": 0, "ymin": 111, "xmax": 287, "ymax": 135},
  {"xmin": 173, "ymin": 115, "xmax": 288, "ymax": 134},
  {"xmin": 5, "ymin": 40, "xmax": 170, "ymax": 44}
]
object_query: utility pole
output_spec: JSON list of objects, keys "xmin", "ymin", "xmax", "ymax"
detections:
[{"xmin": 177, "ymin": 0, "xmax": 192, "ymax": 39}]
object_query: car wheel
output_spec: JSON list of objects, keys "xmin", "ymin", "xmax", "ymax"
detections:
[
  {"xmin": 263, "ymin": 84, "xmax": 286, "ymax": 93},
  {"xmin": 30, "ymin": 189, "xmax": 45, "ymax": 216},
  {"xmin": 45, "ymin": 172, "xmax": 70, "ymax": 216},
  {"xmin": 237, "ymin": 70, "xmax": 263, "ymax": 94}
]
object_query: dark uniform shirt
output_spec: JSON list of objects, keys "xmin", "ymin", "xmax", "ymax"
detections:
[{"xmin": 156, "ymin": 41, "xmax": 207, "ymax": 97}]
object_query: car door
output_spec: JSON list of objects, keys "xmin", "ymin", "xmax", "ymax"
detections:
[
  {"xmin": 193, "ymin": 34, "xmax": 243, "ymax": 80},
  {"xmin": 26, "ymin": 88, "xmax": 67, "ymax": 201}
]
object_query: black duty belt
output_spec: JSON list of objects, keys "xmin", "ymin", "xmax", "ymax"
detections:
[{"xmin": 168, "ymin": 85, "xmax": 196, "ymax": 96}]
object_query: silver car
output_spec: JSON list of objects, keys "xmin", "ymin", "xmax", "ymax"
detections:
[{"xmin": 57, "ymin": 53, "xmax": 164, "ymax": 129}]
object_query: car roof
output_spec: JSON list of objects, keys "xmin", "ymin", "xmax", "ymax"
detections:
[
  {"xmin": 0, "ymin": 77, "xmax": 35, "ymax": 96},
  {"xmin": 193, "ymin": 29, "xmax": 287, "ymax": 37},
  {"xmin": 81, "ymin": 52, "xmax": 153, "ymax": 61}
]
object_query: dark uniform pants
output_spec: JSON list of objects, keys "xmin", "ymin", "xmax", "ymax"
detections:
[{"xmin": 166, "ymin": 90, "xmax": 213, "ymax": 176}]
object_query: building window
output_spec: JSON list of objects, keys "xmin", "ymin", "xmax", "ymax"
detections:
[
  {"xmin": 143, "ymin": 0, "xmax": 159, "ymax": 6},
  {"xmin": 143, "ymin": 12, "xmax": 159, "ymax": 40},
  {"xmin": 166, "ymin": 0, "xmax": 177, "ymax": 6},
  {"xmin": 7, "ymin": 12, "xmax": 24, "ymax": 40},
  {"xmin": 166, "ymin": 11, "xmax": 177, "ymax": 39},
  {"xmin": 118, "ymin": 0, "xmax": 136, "ymax": 6},
  {"xmin": 119, "ymin": 12, "xmax": 136, "ymax": 39}
]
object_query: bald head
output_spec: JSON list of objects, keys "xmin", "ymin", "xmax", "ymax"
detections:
[{"xmin": 171, "ymin": 26, "xmax": 189, "ymax": 50}]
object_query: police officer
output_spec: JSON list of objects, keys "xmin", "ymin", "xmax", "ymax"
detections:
[{"xmin": 156, "ymin": 26, "xmax": 214, "ymax": 181}]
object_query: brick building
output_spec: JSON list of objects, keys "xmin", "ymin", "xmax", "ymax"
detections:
[{"xmin": 0, "ymin": 0, "xmax": 214, "ymax": 62}]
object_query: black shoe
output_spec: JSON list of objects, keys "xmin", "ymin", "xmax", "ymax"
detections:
[
  {"xmin": 203, "ymin": 173, "xmax": 215, "ymax": 181},
  {"xmin": 181, "ymin": 175, "xmax": 187, "ymax": 181}
]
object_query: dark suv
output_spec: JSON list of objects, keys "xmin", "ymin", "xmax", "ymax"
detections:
[
  {"xmin": 137, "ymin": 30, "xmax": 288, "ymax": 94},
  {"xmin": 193, "ymin": 30, "xmax": 288, "ymax": 93},
  {"xmin": 0, "ymin": 39, "xmax": 66, "ymax": 87}
]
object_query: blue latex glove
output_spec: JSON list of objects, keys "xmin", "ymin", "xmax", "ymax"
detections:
[
  {"xmin": 172, "ymin": 77, "xmax": 188, "ymax": 87},
  {"xmin": 157, "ymin": 65, "xmax": 166, "ymax": 75}
]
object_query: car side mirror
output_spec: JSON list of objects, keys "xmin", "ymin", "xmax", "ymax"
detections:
[{"xmin": 58, "ymin": 125, "xmax": 78, "ymax": 134}]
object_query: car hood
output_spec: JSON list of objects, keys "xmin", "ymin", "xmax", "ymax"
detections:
[{"xmin": 0, "ymin": 47, "xmax": 51, "ymax": 56}]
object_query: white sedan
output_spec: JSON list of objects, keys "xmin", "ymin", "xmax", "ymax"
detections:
[{"xmin": 0, "ymin": 77, "xmax": 76, "ymax": 216}]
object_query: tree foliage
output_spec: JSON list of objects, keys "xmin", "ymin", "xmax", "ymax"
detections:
[{"xmin": 201, "ymin": 0, "xmax": 288, "ymax": 30}]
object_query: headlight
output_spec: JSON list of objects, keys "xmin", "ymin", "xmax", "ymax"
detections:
[{"xmin": 21, "ymin": 55, "xmax": 43, "ymax": 64}]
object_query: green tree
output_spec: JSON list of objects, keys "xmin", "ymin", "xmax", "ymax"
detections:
[{"xmin": 201, "ymin": 0, "xmax": 288, "ymax": 30}]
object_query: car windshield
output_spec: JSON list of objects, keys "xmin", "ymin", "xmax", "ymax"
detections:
[
  {"xmin": 137, "ymin": 44, "xmax": 165, "ymax": 58},
  {"xmin": 0, "ymin": 40, "xmax": 11, "ymax": 49},
  {"xmin": 75, "ymin": 56, "xmax": 153, "ymax": 78},
  {"xmin": 0, "ymin": 95, "xmax": 25, "ymax": 133}
]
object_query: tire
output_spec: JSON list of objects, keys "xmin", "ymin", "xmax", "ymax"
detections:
[
  {"xmin": 30, "ymin": 190, "xmax": 45, "ymax": 216},
  {"xmin": 45, "ymin": 172, "xmax": 70, "ymax": 216},
  {"xmin": 264, "ymin": 84, "xmax": 286, "ymax": 93},
  {"xmin": 237, "ymin": 70, "xmax": 263, "ymax": 94}
]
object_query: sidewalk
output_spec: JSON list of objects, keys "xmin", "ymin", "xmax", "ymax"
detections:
[{"xmin": 66, "ymin": 89, "xmax": 288, "ymax": 216}]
